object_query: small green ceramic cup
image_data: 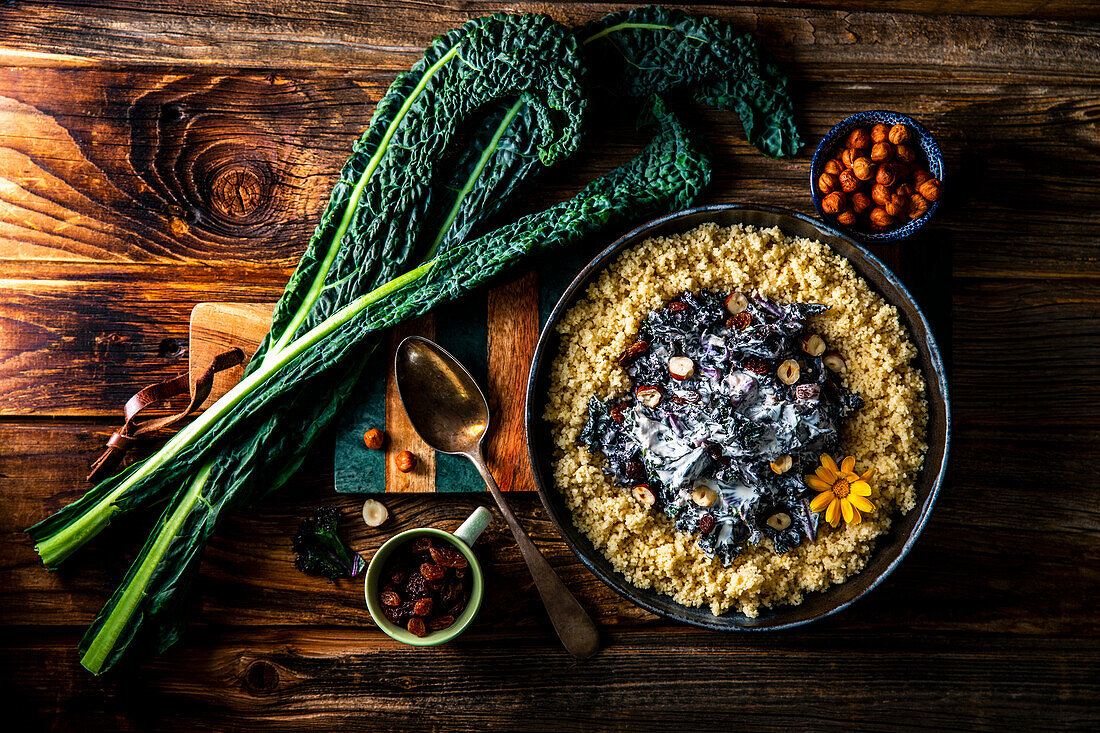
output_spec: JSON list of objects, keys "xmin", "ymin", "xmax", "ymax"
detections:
[{"xmin": 364, "ymin": 507, "xmax": 491, "ymax": 646}]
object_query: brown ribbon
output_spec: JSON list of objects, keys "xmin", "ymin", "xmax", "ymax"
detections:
[{"xmin": 88, "ymin": 347, "xmax": 245, "ymax": 482}]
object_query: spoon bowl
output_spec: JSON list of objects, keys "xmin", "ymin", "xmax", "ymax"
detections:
[{"xmin": 395, "ymin": 337, "xmax": 488, "ymax": 455}]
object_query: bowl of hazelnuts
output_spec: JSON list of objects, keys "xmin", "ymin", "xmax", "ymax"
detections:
[{"xmin": 810, "ymin": 111, "xmax": 943, "ymax": 243}]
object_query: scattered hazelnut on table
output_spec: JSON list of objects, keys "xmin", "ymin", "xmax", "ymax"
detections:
[
  {"xmin": 362, "ymin": 499, "xmax": 389, "ymax": 527},
  {"xmin": 395, "ymin": 450, "xmax": 417, "ymax": 473},
  {"xmin": 363, "ymin": 428, "xmax": 386, "ymax": 450}
]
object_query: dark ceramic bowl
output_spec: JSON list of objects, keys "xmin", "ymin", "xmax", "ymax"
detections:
[
  {"xmin": 525, "ymin": 204, "xmax": 950, "ymax": 630},
  {"xmin": 810, "ymin": 111, "xmax": 944, "ymax": 244}
]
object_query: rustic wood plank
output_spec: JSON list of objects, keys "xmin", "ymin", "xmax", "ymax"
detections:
[
  {"xmin": 486, "ymin": 270, "xmax": 539, "ymax": 492},
  {"xmin": 2, "ymin": 627, "xmax": 1096, "ymax": 732},
  {"xmin": 383, "ymin": 315, "xmax": 436, "ymax": 493}
]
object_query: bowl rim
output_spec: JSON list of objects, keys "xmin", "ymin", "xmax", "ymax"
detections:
[
  {"xmin": 810, "ymin": 110, "xmax": 944, "ymax": 244},
  {"xmin": 524, "ymin": 203, "xmax": 950, "ymax": 631}
]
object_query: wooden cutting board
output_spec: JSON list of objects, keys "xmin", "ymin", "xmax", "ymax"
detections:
[{"xmin": 186, "ymin": 256, "xmax": 589, "ymax": 493}]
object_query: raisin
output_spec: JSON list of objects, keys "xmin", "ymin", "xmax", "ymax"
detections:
[
  {"xmin": 429, "ymin": 544, "xmax": 468, "ymax": 569},
  {"xmin": 426, "ymin": 578, "xmax": 444, "ymax": 591},
  {"xmin": 447, "ymin": 595, "xmax": 468, "ymax": 616},
  {"xmin": 441, "ymin": 579, "xmax": 463, "ymax": 607},
  {"xmin": 413, "ymin": 598, "xmax": 433, "ymax": 617},
  {"xmin": 743, "ymin": 356, "xmax": 771, "ymax": 375},
  {"xmin": 668, "ymin": 301, "xmax": 689, "ymax": 312},
  {"xmin": 428, "ymin": 615, "xmax": 455, "ymax": 631},
  {"xmin": 389, "ymin": 570, "xmax": 407, "ymax": 586},
  {"xmin": 669, "ymin": 396, "xmax": 687, "ymax": 405},
  {"xmin": 609, "ymin": 404, "xmax": 626, "ymax": 424},
  {"xmin": 420, "ymin": 562, "xmax": 446, "ymax": 581},
  {"xmin": 624, "ymin": 458, "xmax": 645, "ymax": 482},
  {"xmin": 454, "ymin": 568, "xmax": 465, "ymax": 579},
  {"xmin": 410, "ymin": 537, "xmax": 433, "ymax": 554},
  {"xmin": 407, "ymin": 617, "xmax": 428, "ymax": 637},
  {"xmin": 380, "ymin": 590, "xmax": 402, "ymax": 607},
  {"xmin": 382, "ymin": 601, "xmax": 414, "ymax": 624},
  {"xmin": 699, "ymin": 514, "xmax": 717, "ymax": 535},
  {"xmin": 726, "ymin": 311, "xmax": 752, "ymax": 330},
  {"xmin": 404, "ymin": 572, "xmax": 428, "ymax": 599},
  {"xmin": 617, "ymin": 340, "xmax": 649, "ymax": 366}
]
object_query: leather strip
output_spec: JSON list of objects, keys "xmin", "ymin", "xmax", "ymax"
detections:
[{"xmin": 87, "ymin": 347, "xmax": 245, "ymax": 482}]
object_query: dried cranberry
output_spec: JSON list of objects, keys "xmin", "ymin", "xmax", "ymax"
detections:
[
  {"xmin": 420, "ymin": 562, "xmax": 445, "ymax": 581},
  {"xmin": 624, "ymin": 459, "xmax": 646, "ymax": 482},
  {"xmin": 407, "ymin": 617, "xmax": 428, "ymax": 637},
  {"xmin": 699, "ymin": 514, "xmax": 717, "ymax": 535},
  {"xmin": 668, "ymin": 301, "xmax": 689, "ymax": 312},
  {"xmin": 428, "ymin": 615, "xmax": 455, "ymax": 631},
  {"xmin": 726, "ymin": 311, "xmax": 752, "ymax": 330},
  {"xmin": 380, "ymin": 590, "xmax": 402, "ymax": 607},
  {"xmin": 429, "ymin": 544, "xmax": 468, "ymax": 569},
  {"xmin": 617, "ymin": 340, "xmax": 649, "ymax": 366},
  {"xmin": 413, "ymin": 598, "xmax": 433, "ymax": 617}
]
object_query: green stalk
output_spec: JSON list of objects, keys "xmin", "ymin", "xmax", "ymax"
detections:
[
  {"xmin": 264, "ymin": 45, "xmax": 460, "ymax": 362},
  {"xmin": 80, "ymin": 462, "xmax": 212, "ymax": 674},
  {"xmin": 582, "ymin": 22, "xmax": 703, "ymax": 45},
  {"xmin": 34, "ymin": 260, "xmax": 436, "ymax": 567}
]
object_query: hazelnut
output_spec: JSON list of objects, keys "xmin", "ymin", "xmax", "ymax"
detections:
[
  {"xmin": 363, "ymin": 428, "xmax": 385, "ymax": 450},
  {"xmin": 918, "ymin": 178, "xmax": 942, "ymax": 202},
  {"xmin": 870, "ymin": 141, "xmax": 894, "ymax": 163},
  {"xmin": 841, "ymin": 148, "xmax": 858, "ymax": 169},
  {"xmin": 824, "ymin": 159, "xmax": 843, "ymax": 176},
  {"xmin": 885, "ymin": 193, "xmax": 909, "ymax": 218},
  {"xmin": 632, "ymin": 484, "xmax": 656, "ymax": 506},
  {"xmin": 777, "ymin": 359, "xmax": 800, "ymax": 385},
  {"xmin": 888, "ymin": 123, "xmax": 911, "ymax": 145},
  {"xmin": 871, "ymin": 183, "xmax": 890, "ymax": 206},
  {"xmin": 769, "ymin": 454, "xmax": 793, "ymax": 474},
  {"xmin": 821, "ymin": 191, "xmax": 847, "ymax": 215},
  {"xmin": 875, "ymin": 163, "xmax": 897, "ymax": 187},
  {"xmin": 836, "ymin": 210, "xmax": 856, "ymax": 226},
  {"xmin": 724, "ymin": 291, "xmax": 749, "ymax": 314},
  {"xmin": 895, "ymin": 182, "xmax": 914, "ymax": 199},
  {"xmin": 869, "ymin": 206, "xmax": 894, "ymax": 228},
  {"xmin": 800, "ymin": 333, "xmax": 826, "ymax": 357},
  {"xmin": 913, "ymin": 169, "xmax": 932, "ymax": 187},
  {"xmin": 838, "ymin": 169, "xmax": 860, "ymax": 193},
  {"xmin": 395, "ymin": 450, "xmax": 417, "ymax": 473},
  {"xmin": 668, "ymin": 356, "xmax": 695, "ymax": 380},
  {"xmin": 691, "ymin": 485, "xmax": 719, "ymax": 508},
  {"xmin": 851, "ymin": 191, "xmax": 872, "ymax": 214},
  {"xmin": 895, "ymin": 144, "xmax": 917, "ymax": 165},
  {"xmin": 909, "ymin": 194, "xmax": 931, "ymax": 219},
  {"xmin": 362, "ymin": 499, "xmax": 389, "ymax": 527},
  {"xmin": 766, "ymin": 512, "xmax": 792, "ymax": 531},
  {"xmin": 635, "ymin": 385, "xmax": 662, "ymax": 408},
  {"xmin": 871, "ymin": 123, "xmax": 890, "ymax": 143},
  {"xmin": 822, "ymin": 351, "xmax": 846, "ymax": 373},
  {"xmin": 852, "ymin": 157, "xmax": 874, "ymax": 181},
  {"xmin": 818, "ymin": 172, "xmax": 838, "ymax": 194},
  {"xmin": 846, "ymin": 127, "xmax": 871, "ymax": 150}
]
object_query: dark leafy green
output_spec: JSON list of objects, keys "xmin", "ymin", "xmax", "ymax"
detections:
[{"xmin": 293, "ymin": 506, "xmax": 366, "ymax": 581}]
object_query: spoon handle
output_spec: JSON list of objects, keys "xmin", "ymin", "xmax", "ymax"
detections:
[{"xmin": 468, "ymin": 449, "xmax": 599, "ymax": 660}]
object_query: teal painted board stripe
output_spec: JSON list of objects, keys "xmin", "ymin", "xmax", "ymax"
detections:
[
  {"xmin": 332, "ymin": 347, "xmax": 389, "ymax": 493},
  {"xmin": 433, "ymin": 290, "xmax": 488, "ymax": 493}
]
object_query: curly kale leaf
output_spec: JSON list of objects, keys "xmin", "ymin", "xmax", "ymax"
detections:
[
  {"xmin": 580, "ymin": 5, "xmax": 802, "ymax": 158},
  {"xmin": 292, "ymin": 506, "xmax": 366, "ymax": 582}
]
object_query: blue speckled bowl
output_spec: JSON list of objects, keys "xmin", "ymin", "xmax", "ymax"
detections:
[{"xmin": 811, "ymin": 111, "xmax": 944, "ymax": 244}]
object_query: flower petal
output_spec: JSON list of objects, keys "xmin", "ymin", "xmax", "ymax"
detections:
[
  {"xmin": 841, "ymin": 456, "xmax": 855, "ymax": 474},
  {"xmin": 850, "ymin": 481, "xmax": 872, "ymax": 497},
  {"xmin": 816, "ymin": 465, "xmax": 837, "ymax": 483},
  {"xmin": 860, "ymin": 465, "xmax": 875, "ymax": 481},
  {"xmin": 821, "ymin": 454, "xmax": 838, "ymax": 473},
  {"xmin": 850, "ymin": 507, "xmax": 863, "ymax": 524},
  {"xmin": 825, "ymin": 499, "xmax": 840, "ymax": 526},
  {"xmin": 850, "ymin": 494, "xmax": 875, "ymax": 512},
  {"xmin": 810, "ymin": 491, "xmax": 835, "ymax": 513},
  {"xmin": 840, "ymin": 497, "xmax": 854, "ymax": 524},
  {"xmin": 805, "ymin": 476, "xmax": 832, "ymax": 492}
]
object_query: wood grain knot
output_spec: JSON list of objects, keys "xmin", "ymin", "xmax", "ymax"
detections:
[
  {"xmin": 197, "ymin": 154, "xmax": 274, "ymax": 228},
  {"xmin": 208, "ymin": 163, "xmax": 269, "ymax": 222},
  {"xmin": 243, "ymin": 659, "xmax": 280, "ymax": 693}
]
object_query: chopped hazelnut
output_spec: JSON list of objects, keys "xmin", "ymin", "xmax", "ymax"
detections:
[
  {"xmin": 824, "ymin": 159, "xmax": 843, "ymax": 176},
  {"xmin": 822, "ymin": 191, "xmax": 846, "ymax": 215},
  {"xmin": 838, "ymin": 169, "xmax": 860, "ymax": 193},
  {"xmin": 870, "ymin": 141, "xmax": 894, "ymax": 163},
  {"xmin": 836, "ymin": 210, "xmax": 856, "ymax": 226},
  {"xmin": 888, "ymin": 123, "xmax": 911, "ymax": 145},
  {"xmin": 851, "ymin": 192, "xmax": 872, "ymax": 214},
  {"xmin": 632, "ymin": 484, "xmax": 656, "ymax": 506},
  {"xmin": 869, "ymin": 206, "xmax": 894, "ymax": 228},
  {"xmin": 918, "ymin": 178, "xmax": 941, "ymax": 202},
  {"xmin": 363, "ymin": 428, "xmax": 385, "ymax": 450},
  {"xmin": 724, "ymin": 291, "xmax": 749, "ymax": 314},
  {"xmin": 395, "ymin": 450, "xmax": 417, "ymax": 473},
  {"xmin": 769, "ymin": 454, "xmax": 793, "ymax": 474},
  {"xmin": 871, "ymin": 123, "xmax": 890, "ymax": 143},
  {"xmin": 668, "ymin": 356, "xmax": 695, "ymax": 380},
  {"xmin": 895, "ymin": 144, "xmax": 917, "ymax": 165},
  {"xmin": 871, "ymin": 183, "xmax": 891, "ymax": 206},
  {"xmin": 777, "ymin": 359, "xmax": 800, "ymax": 385},
  {"xmin": 909, "ymin": 194, "xmax": 931, "ymax": 219},
  {"xmin": 846, "ymin": 127, "xmax": 871, "ymax": 150},
  {"xmin": 766, "ymin": 512, "xmax": 792, "ymax": 531},
  {"xmin": 818, "ymin": 172, "xmax": 838, "ymax": 194},
  {"xmin": 800, "ymin": 333, "xmax": 826, "ymax": 357},
  {"xmin": 635, "ymin": 385, "xmax": 662, "ymax": 408},
  {"xmin": 822, "ymin": 351, "xmax": 846, "ymax": 373},
  {"xmin": 852, "ymin": 157, "xmax": 875, "ymax": 181},
  {"xmin": 691, "ymin": 485, "xmax": 719, "ymax": 508}
]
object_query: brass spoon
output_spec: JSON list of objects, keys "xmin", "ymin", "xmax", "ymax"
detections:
[{"xmin": 394, "ymin": 335, "xmax": 599, "ymax": 659}]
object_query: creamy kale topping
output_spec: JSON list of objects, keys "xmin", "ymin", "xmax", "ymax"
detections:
[{"xmin": 579, "ymin": 290, "xmax": 863, "ymax": 564}]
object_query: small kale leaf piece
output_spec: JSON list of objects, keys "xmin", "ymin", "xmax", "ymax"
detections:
[{"xmin": 292, "ymin": 506, "xmax": 366, "ymax": 582}]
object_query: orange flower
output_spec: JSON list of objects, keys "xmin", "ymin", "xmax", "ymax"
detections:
[{"xmin": 806, "ymin": 454, "xmax": 875, "ymax": 527}]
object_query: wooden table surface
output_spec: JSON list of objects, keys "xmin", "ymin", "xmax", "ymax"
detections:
[{"xmin": 1, "ymin": 2, "xmax": 1098, "ymax": 730}]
